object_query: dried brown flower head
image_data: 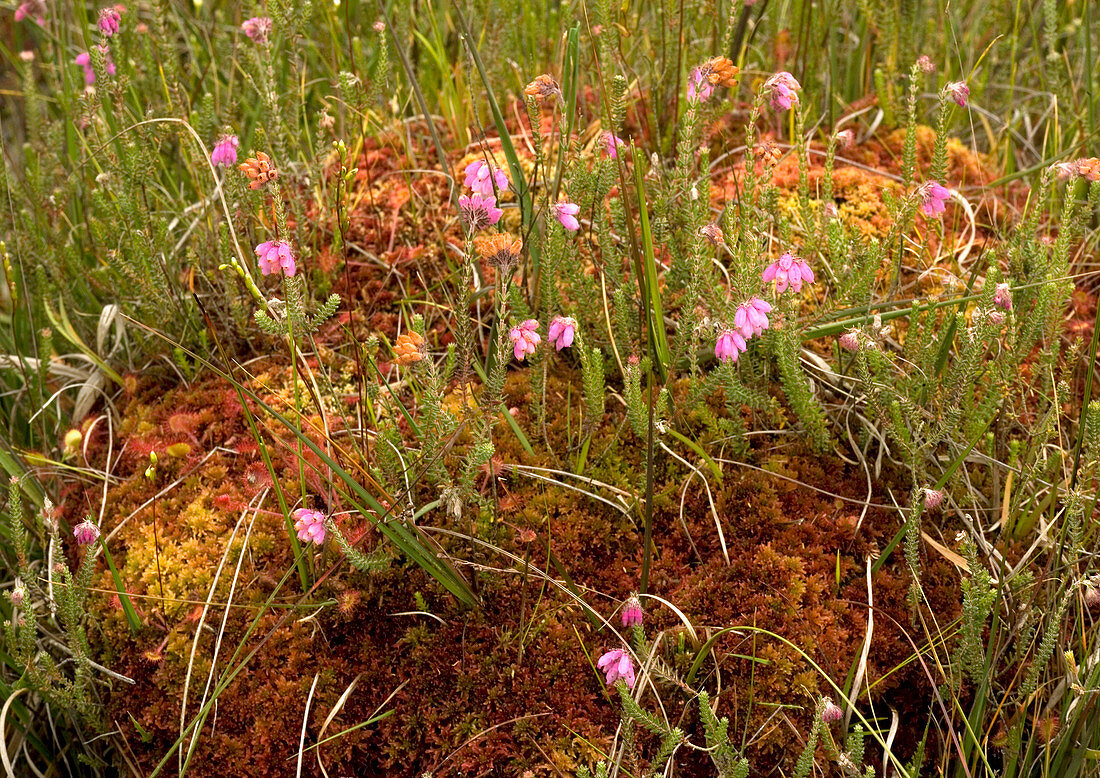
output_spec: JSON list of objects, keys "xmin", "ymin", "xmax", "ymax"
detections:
[
  {"xmin": 1077, "ymin": 157, "xmax": 1100, "ymax": 182},
  {"xmin": 698, "ymin": 57, "xmax": 739, "ymax": 89},
  {"xmin": 475, "ymin": 232, "xmax": 523, "ymax": 269},
  {"xmin": 238, "ymin": 151, "xmax": 278, "ymax": 190},
  {"xmin": 699, "ymin": 223, "xmax": 724, "ymax": 247},
  {"xmin": 524, "ymin": 74, "xmax": 562, "ymax": 105},
  {"xmin": 753, "ymin": 139, "xmax": 782, "ymax": 167},
  {"xmin": 393, "ymin": 331, "xmax": 425, "ymax": 365}
]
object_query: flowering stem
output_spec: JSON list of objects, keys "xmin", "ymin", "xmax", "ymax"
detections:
[
  {"xmin": 282, "ymin": 279, "xmax": 311, "ymax": 568},
  {"xmin": 640, "ymin": 370, "xmax": 655, "ymax": 594}
]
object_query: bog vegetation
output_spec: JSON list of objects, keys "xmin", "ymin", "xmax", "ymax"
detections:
[{"xmin": 1, "ymin": 1, "xmax": 1100, "ymax": 776}]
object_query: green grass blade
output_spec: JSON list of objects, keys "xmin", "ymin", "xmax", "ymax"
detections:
[{"xmin": 631, "ymin": 146, "xmax": 670, "ymax": 383}]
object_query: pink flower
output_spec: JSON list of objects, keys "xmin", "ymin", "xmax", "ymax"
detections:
[
  {"xmin": 242, "ymin": 16, "xmax": 273, "ymax": 44},
  {"xmin": 210, "ymin": 135, "xmax": 239, "ymax": 167},
  {"xmin": 547, "ymin": 316, "xmax": 576, "ymax": 351},
  {"xmin": 993, "ymin": 282, "xmax": 1012, "ymax": 311},
  {"xmin": 76, "ymin": 45, "xmax": 116, "ymax": 85},
  {"xmin": 97, "ymin": 44, "xmax": 116, "ymax": 76},
  {"xmin": 821, "ymin": 697, "xmax": 843, "ymax": 723},
  {"xmin": 734, "ymin": 296, "xmax": 772, "ymax": 340},
  {"xmin": 463, "ymin": 159, "xmax": 509, "ymax": 197},
  {"xmin": 73, "ymin": 519, "xmax": 100, "ymax": 546},
  {"xmin": 552, "ymin": 201, "xmax": 581, "ymax": 231},
  {"xmin": 621, "ymin": 594, "xmax": 643, "ymax": 628},
  {"xmin": 98, "ymin": 7, "xmax": 121, "ymax": 36},
  {"xmin": 75, "ymin": 52, "xmax": 96, "ymax": 85},
  {"xmin": 14, "ymin": 0, "xmax": 46, "ymax": 24},
  {"xmin": 603, "ymin": 132, "xmax": 626, "ymax": 159},
  {"xmin": 687, "ymin": 68, "xmax": 714, "ymax": 103},
  {"xmin": 919, "ymin": 182, "xmax": 950, "ymax": 217},
  {"xmin": 254, "ymin": 240, "xmax": 296, "ymax": 277},
  {"xmin": 458, "ymin": 193, "xmax": 503, "ymax": 230},
  {"xmin": 765, "ymin": 71, "xmax": 801, "ymax": 111},
  {"xmin": 762, "ymin": 252, "xmax": 815, "ymax": 294},
  {"xmin": 293, "ymin": 508, "xmax": 325, "ymax": 544},
  {"xmin": 714, "ymin": 329, "xmax": 747, "ymax": 363},
  {"xmin": 597, "ymin": 648, "xmax": 636, "ymax": 688},
  {"xmin": 923, "ymin": 488, "xmax": 943, "ymax": 511},
  {"xmin": 509, "ymin": 319, "xmax": 541, "ymax": 361},
  {"xmin": 917, "ymin": 55, "xmax": 935, "ymax": 73},
  {"xmin": 945, "ymin": 81, "xmax": 969, "ymax": 107}
]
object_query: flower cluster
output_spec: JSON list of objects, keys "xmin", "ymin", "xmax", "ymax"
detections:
[
  {"xmin": 458, "ymin": 193, "xmax": 502, "ymax": 231},
  {"xmin": 699, "ymin": 223, "xmax": 724, "ymax": 246},
  {"xmin": 14, "ymin": 0, "xmax": 46, "ymax": 24},
  {"xmin": 621, "ymin": 594, "xmax": 643, "ymax": 628},
  {"xmin": 210, "ymin": 135, "xmax": 239, "ymax": 167},
  {"xmin": 603, "ymin": 132, "xmax": 626, "ymax": 159},
  {"xmin": 597, "ymin": 648, "xmax": 635, "ymax": 688},
  {"xmin": 255, "ymin": 240, "xmax": 296, "ymax": 277},
  {"xmin": 459, "ymin": 159, "xmax": 510, "ymax": 233},
  {"xmin": 239, "ymin": 151, "xmax": 278, "ymax": 190},
  {"xmin": 73, "ymin": 518, "xmax": 101, "ymax": 546},
  {"xmin": 464, "ymin": 159, "xmax": 509, "ymax": 197},
  {"xmin": 394, "ymin": 331, "xmax": 426, "ymax": 365},
  {"xmin": 242, "ymin": 16, "xmax": 273, "ymax": 44},
  {"xmin": 821, "ymin": 697, "xmax": 843, "ymax": 723},
  {"xmin": 753, "ymin": 139, "xmax": 782, "ymax": 168},
  {"xmin": 509, "ymin": 319, "xmax": 541, "ymax": 361},
  {"xmin": 765, "ymin": 71, "xmax": 801, "ymax": 111},
  {"xmin": 475, "ymin": 232, "xmax": 522, "ymax": 270},
  {"xmin": 944, "ymin": 81, "xmax": 969, "ymax": 107},
  {"xmin": 735, "ymin": 297, "xmax": 773, "ymax": 338},
  {"xmin": 551, "ymin": 201, "xmax": 580, "ymax": 232},
  {"xmin": 715, "ymin": 298, "xmax": 771, "ymax": 363},
  {"xmin": 1055, "ymin": 157, "xmax": 1100, "ymax": 182},
  {"xmin": 762, "ymin": 252, "xmax": 815, "ymax": 294},
  {"xmin": 839, "ymin": 329, "xmax": 870, "ymax": 353},
  {"xmin": 98, "ymin": 6, "xmax": 121, "ymax": 36},
  {"xmin": 919, "ymin": 182, "xmax": 950, "ymax": 217},
  {"xmin": 715, "ymin": 251, "xmax": 816, "ymax": 364},
  {"xmin": 547, "ymin": 316, "xmax": 576, "ymax": 351},
  {"xmin": 523, "ymin": 74, "xmax": 562, "ymax": 106},
  {"xmin": 687, "ymin": 56, "xmax": 739, "ymax": 103},
  {"xmin": 293, "ymin": 508, "xmax": 325, "ymax": 545},
  {"xmin": 714, "ymin": 329, "xmax": 747, "ymax": 364}
]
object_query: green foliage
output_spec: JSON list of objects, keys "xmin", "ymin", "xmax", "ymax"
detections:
[
  {"xmin": 955, "ymin": 535, "xmax": 997, "ymax": 685},
  {"xmin": 697, "ymin": 690, "xmax": 750, "ymax": 778}
]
